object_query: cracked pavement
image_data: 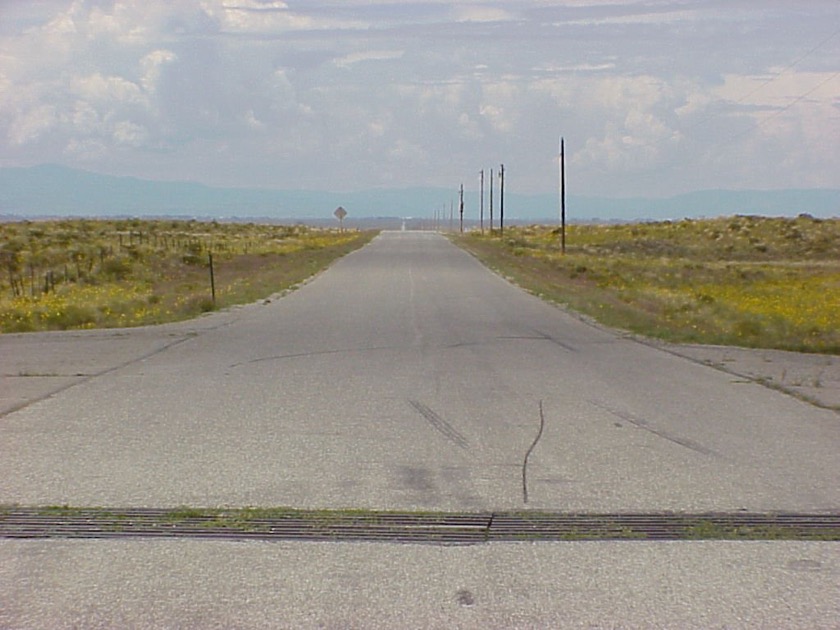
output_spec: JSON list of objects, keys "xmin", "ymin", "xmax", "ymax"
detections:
[{"xmin": 1, "ymin": 231, "xmax": 838, "ymax": 628}]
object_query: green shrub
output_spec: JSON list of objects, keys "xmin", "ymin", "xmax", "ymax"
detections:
[{"xmin": 101, "ymin": 257, "xmax": 133, "ymax": 280}]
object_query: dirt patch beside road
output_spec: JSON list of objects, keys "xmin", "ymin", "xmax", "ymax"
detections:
[{"xmin": 652, "ymin": 342, "xmax": 840, "ymax": 412}]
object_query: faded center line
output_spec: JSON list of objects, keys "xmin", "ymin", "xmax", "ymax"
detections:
[{"xmin": 408, "ymin": 266, "xmax": 424, "ymax": 347}]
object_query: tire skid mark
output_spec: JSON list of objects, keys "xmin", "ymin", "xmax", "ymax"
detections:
[{"xmin": 408, "ymin": 400, "xmax": 469, "ymax": 450}]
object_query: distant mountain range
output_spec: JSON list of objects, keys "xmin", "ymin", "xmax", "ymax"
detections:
[{"xmin": 1, "ymin": 164, "xmax": 838, "ymax": 222}]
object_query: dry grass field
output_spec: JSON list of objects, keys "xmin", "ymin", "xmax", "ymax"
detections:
[
  {"xmin": 0, "ymin": 219, "xmax": 375, "ymax": 333},
  {"xmin": 457, "ymin": 215, "xmax": 840, "ymax": 354}
]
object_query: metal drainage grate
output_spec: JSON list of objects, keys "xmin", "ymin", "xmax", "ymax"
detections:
[{"xmin": 2, "ymin": 508, "xmax": 839, "ymax": 544}]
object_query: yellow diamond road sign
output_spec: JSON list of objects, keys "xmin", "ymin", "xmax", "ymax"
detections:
[{"xmin": 334, "ymin": 206, "xmax": 347, "ymax": 220}]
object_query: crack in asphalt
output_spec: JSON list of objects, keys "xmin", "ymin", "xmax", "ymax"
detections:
[
  {"xmin": 0, "ymin": 334, "xmax": 196, "ymax": 419},
  {"xmin": 229, "ymin": 345, "xmax": 396, "ymax": 368},
  {"xmin": 589, "ymin": 400, "xmax": 717, "ymax": 457},
  {"xmin": 522, "ymin": 400, "xmax": 547, "ymax": 504},
  {"xmin": 407, "ymin": 400, "xmax": 470, "ymax": 450},
  {"xmin": 233, "ymin": 331, "xmax": 578, "ymax": 368},
  {"xmin": 524, "ymin": 326, "xmax": 578, "ymax": 352}
]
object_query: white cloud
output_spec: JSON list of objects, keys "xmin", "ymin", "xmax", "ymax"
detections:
[
  {"xmin": 478, "ymin": 103, "xmax": 509, "ymax": 133},
  {"xmin": 199, "ymin": 0, "xmax": 363, "ymax": 33},
  {"xmin": 113, "ymin": 120, "xmax": 148, "ymax": 146},
  {"xmin": 716, "ymin": 71, "xmax": 840, "ymax": 112},
  {"xmin": 589, "ymin": 75, "xmax": 670, "ymax": 112},
  {"xmin": 67, "ymin": 100, "xmax": 99, "ymax": 133},
  {"xmin": 457, "ymin": 112, "xmax": 482, "ymax": 139},
  {"xmin": 140, "ymin": 49, "xmax": 177, "ymax": 93},
  {"xmin": 334, "ymin": 50, "xmax": 404, "ymax": 68},
  {"xmin": 367, "ymin": 117, "xmax": 388, "ymax": 138},
  {"xmin": 8, "ymin": 105, "xmax": 57, "ymax": 145},
  {"xmin": 71, "ymin": 73, "xmax": 145, "ymax": 105},
  {"xmin": 561, "ymin": 8, "xmax": 702, "ymax": 27},
  {"xmin": 243, "ymin": 109, "xmax": 264, "ymax": 129},
  {"xmin": 0, "ymin": 0, "xmax": 838, "ymax": 196},
  {"xmin": 87, "ymin": 5, "xmax": 124, "ymax": 37},
  {"xmin": 64, "ymin": 137, "xmax": 108, "ymax": 159},
  {"xmin": 452, "ymin": 5, "xmax": 516, "ymax": 23},
  {"xmin": 534, "ymin": 62, "xmax": 616, "ymax": 76},
  {"xmin": 42, "ymin": 10, "xmax": 77, "ymax": 35},
  {"xmin": 674, "ymin": 87, "xmax": 713, "ymax": 118},
  {"xmin": 388, "ymin": 138, "xmax": 426, "ymax": 162}
]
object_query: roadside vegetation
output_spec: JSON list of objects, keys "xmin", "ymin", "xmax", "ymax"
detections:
[
  {"xmin": 457, "ymin": 215, "xmax": 840, "ymax": 354},
  {"xmin": 0, "ymin": 218, "xmax": 375, "ymax": 333}
]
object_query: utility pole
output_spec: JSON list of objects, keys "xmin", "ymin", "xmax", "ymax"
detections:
[
  {"xmin": 560, "ymin": 136, "xmax": 566, "ymax": 254},
  {"xmin": 208, "ymin": 251, "xmax": 216, "ymax": 305},
  {"xmin": 499, "ymin": 163, "xmax": 505, "ymax": 236},
  {"xmin": 449, "ymin": 200, "xmax": 454, "ymax": 232},
  {"xmin": 489, "ymin": 168, "xmax": 494, "ymax": 234},
  {"xmin": 479, "ymin": 169, "xmax": 485, "ymax": 234},
  {"xmin": 459, "ymin": 183, "xmax": 464, "ymax": 233}
]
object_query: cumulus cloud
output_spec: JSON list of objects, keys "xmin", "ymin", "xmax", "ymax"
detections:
[
  {"xmin": 42, "ymin": 10, "xmax": 77, "ymax": 35},
  {"xmin": 140, "ymin": 49, "xmax": 177, "ymax": 93},
  {"xmin": 334, "ymin": 50, "xmax": 404, "ymax": 69},
  {"xmin": 8, "ymin": 105, "xmax": 57, "ymax": 145},
  {"xmin": 64, "ymin": 137, "xmax": 108, "ymax": 159},
  {"xmin": 71, "ymin": 73, "xmax": 145, "ymax": 105},
  {"xmin": 242, "ymin": 109, "xmax": 264, "ymax": 129},
  {"xmin": 199, "ymin": 0, "xmax": 366, "ymax": 33},
  {"xmin": 0, "ymin": 0, "xmax": 837, "ymax": 195},
  {"xmin": 113, "ymin": 120, "xmax": 149, "ymax": 146}
]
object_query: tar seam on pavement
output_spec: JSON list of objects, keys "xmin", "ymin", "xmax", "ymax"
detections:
[{"xmin": 522, "ymin": 400, "xmax": 547, "ymax": 504}]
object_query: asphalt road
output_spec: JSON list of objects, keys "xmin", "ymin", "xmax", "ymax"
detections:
[
  {"xmin": 2, "ymin": 230, "xmax": 838, "ymax": 627},
  {"xmin": 2, "ymin": 230, "xmax": 838, "ymax": 512},
  {"xmin": 2, "ymin": 539, "xmax": 837, "ymax": 629}
]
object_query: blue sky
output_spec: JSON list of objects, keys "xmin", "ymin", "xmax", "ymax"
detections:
[{"xmin": 1, "ymin": 1, "xmax": 838, "ymax": 197}]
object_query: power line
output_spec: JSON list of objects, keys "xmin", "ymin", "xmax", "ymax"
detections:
[
  {"xmin": 607, "ymin": 40, "xmax": 840, "ymax": 189},
  {"xmin": 604, "ymin": 18, "xmax": 840, "ymax": 177},
  {"xmin": 717, "ymin": 69, "xmax": 840, "ymax": 150},
  {"xmin": 674, "ymin": 25, "xmax": 840, "ymax": 141},
  {"xmin": 727, "ymin": 26, "xmax": 839, "ymax": 108}
]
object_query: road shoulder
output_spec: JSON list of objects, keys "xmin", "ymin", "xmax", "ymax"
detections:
[{"xmin": 651, "ymin": 341, "xmax": 840, "ymax": 412}]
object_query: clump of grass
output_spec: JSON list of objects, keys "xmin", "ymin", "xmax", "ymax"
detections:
[
  {"xmin": 456, "ymin": 216, "xmax": 840, "ymax": 354},
  {"xmin": 0, "ymin": 219, "xmax": 376, "ymax": 333}
]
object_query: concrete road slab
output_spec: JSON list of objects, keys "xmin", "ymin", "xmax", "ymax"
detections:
[
  {"xmin": 0, "ymin": 311, "xmax": 243, "ymax": 416},
  {"xmin": 1, "ymin": 232, "xmax": 838, "ymax": 512},
  {"xmin": 1, "ymin": 539, "xmax": 838, "ymax": 629},
  {"xmin": 2, "ymin": 231, "xmax": 839, "ymax": 628}
]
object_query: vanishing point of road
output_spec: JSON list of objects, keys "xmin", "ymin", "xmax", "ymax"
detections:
[{"xmin": 1, "ymin": 231, "xmax": 838, "ymax": 628}]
